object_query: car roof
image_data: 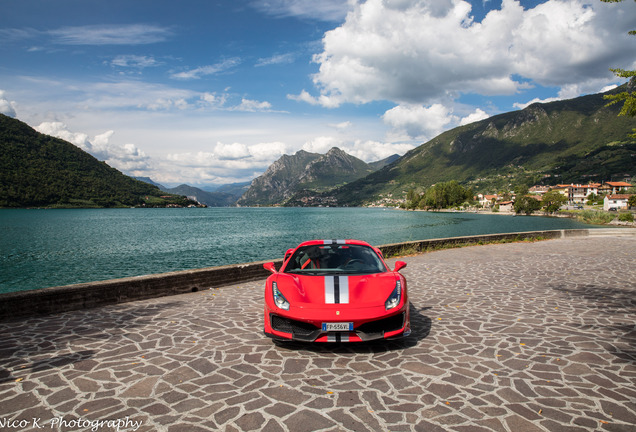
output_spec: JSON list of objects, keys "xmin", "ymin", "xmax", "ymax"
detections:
[{"xmin": 295, "ymin": 239, "xmax": 373, "ymax": 248}]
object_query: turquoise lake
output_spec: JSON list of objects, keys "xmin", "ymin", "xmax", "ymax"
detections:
[{"xmin": 0, "ymin": 207, "xmax": 595, "ymax": 293}]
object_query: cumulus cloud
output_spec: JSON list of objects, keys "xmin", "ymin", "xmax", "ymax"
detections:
[
  {"xmin": 200, "ymin": 92, "xmax": 228, "ymax": 108},
  {"xmin": 302, "ymin": 136, "xmax": 341, "ymax": 154},
  {"xmin": 383, "ymin": 104, "xmax": 457, "ymax": 141},
  {"xmin": 287, "ymin": 89, "xmax": 342, "ymax": 108},
  {"xmin": 302, "ymin": 135, "xmax": 414, "ymax": 163},
  {"xmin": 34, "ymin": 122, "xmax": 151, "ymax": 172},
  {"xmin": 512, "ymin": 78, "xmax": 617, "ymax": 109},
  {"xmin": 300, "ymin": 0, "xmax": 636, "ymax": 108},
  {"xmin": 233, "ymin": 98, "xmax": 273, "ymax": 112},
  {"xmin": 344, "ymin": 140, "xmax": 414, "ymax": 162},
  {"xmin": 459, "ymin": 108, "xmax": 490, "ymax": 126},
  {"xmin": 212, "ymin": 142, "xmax": 251, "ymax": 160},
  {"xmin": 0, "ymin": 90, "xmax": 17, "ymax": 117},
  {"xmin": 166, "ymin": 141, "xmax": 291, "ymax": 183}
]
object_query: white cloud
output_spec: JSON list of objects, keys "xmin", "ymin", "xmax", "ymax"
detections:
[
  {"xmin": 459, "ymin": 108, "xmax": 490, "ymax": 126},
  {"xmin": 328, "ymin": 121, "xmax": 352, "ymax": 130},
  {"xmin": 164, "ymin": 141, "xmax": 291, "ymax": 184},
  {"xmin": 34, "ymin": 121, "xmax": 92, "ymax": 150},
  {"xmin": 248, "ymin": 142, "xmax": 289, "ymax": 161},
  {"xmin": 255, "ymin": 53, "xmax": 295, "ymax": 67},
  {"xmin": 382, "ymin": 104, "xmax": 457, "ymax": 141},
  {"xmin": 512, "ymin": 77, "xmax": 620, "ymax": 109},
  {"xmin": 65, "ymin": 80, "xmax": 197, "ymax": 111},
  {"xmin": 170, "ymin": 58, "xmax": 241, "ymax": 80},
  {"xmin": 303, "ymin": 136, "xmax": 340, "ymax": 154},
  {"xmin": 233, "ymin": 98, "xmax": 273, "ymax": 112},
  {"xmin": 302, "ymin": 135, "xmax": 414, "ymax": 163},
  {"xmin": 345, "ymin": 139, "xmax": 414, "ymax": 162},
  {"xmin": 200, "ymin": 92, "xmax": 228, "ymax": 108},
  {"xmin": 287, "ymin": 89, "xmax": 342, "ymax": 108},
  {"xmin": 48, "ymin": 24, "xmax": 171, "ymax": 45},
  {"xmin": 303, "ymin": 0, "xmax": 636, "ymax": 107},
  {"xmin": 0, "ymin": 90, "xmax": 17, "ymax": 117},
  {"xmin": 250, "ymin": 0, "xmax": 353, "ymax": 22},
  {"xmin": 34, "ymin": 122, "xmax": 150, "ymax": 171},
  {"xmin": 111, "ymin": 55, "xmax": 161, "ymax": 69},
  {"xmin": 212, "ymin": 142, "xmax": 251, "ymax": 160}
]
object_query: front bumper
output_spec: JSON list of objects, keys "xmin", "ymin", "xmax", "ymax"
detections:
[{"xmin": 265, "ymin": 310, "xmax": 410, "ymax": 342}]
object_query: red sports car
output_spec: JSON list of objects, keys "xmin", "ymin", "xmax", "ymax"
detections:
[{"xmin": 263, "ymin": 239, "xmax": 410, "ymax": 342}]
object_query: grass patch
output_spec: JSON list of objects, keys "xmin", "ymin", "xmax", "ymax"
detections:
[
  {"xmin": 385, "ymin": 235, "xmax": 549, "ymax": 259},
  {"xmin": 559, "ymin": 209, "xmax": 615, "ymax": 225}
]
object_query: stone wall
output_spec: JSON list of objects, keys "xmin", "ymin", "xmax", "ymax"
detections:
[{"xmin": 0, "ymin": 229, "xmax": 591, "ymax": 320}]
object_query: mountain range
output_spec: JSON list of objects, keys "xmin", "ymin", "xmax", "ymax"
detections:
[
  {"xmin": 237, "ymin": 147, "xmax": 398, "ymax": 206},
  {"xmin": 134, "ymin": 178, "xmax": 249, "ymax": 207},
  {"xmin": 326, "ymin": 79, "xmax": 636, "ymax": 206},
  {"xmin": 1, "ymin": 79, "xmax": 634, "ymax": 208}
]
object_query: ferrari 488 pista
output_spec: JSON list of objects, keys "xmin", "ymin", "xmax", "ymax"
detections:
[{"xmin": 263, "ymin": 239, "xmax": 410, "ymax": 342}]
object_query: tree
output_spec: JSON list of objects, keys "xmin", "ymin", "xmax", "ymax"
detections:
[
  {"xmin": 542, "ymin": 190, "xmax": 568, "ymax": 214},
  {"xmin": 628, "ymin": 195, "xmax": 636, "ymax": 208},
  {"xmin": 405, "ymin": 188, "xmax": 420, "ymax": 209},
  {"xmin": 513, "ymin": 186, "xmax": 542, "ymax": 215},
  {"xmin": 514, "ymin": 195, "xmax": 542, "ymax": 215},
  {"xmin": 601, "ymin": 0, "xmax": 636, "ymax": 138},
  {"xmin": 421, "ymin": 181, "xmax": 473, "ymax": 210}
]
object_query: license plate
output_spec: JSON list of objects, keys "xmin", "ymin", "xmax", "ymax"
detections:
[{"xmin": 322, "ymin": 322, "xmax": 353, "ymax": 331}]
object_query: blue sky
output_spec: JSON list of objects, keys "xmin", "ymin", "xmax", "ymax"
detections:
[{"xmin": 1, "ymin": 0, "xmax": 635, "ymax": 187}]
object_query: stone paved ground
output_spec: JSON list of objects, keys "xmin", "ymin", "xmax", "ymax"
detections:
[{"xmin": 0, "ymin": 234, "xmax": 635, "ymax": 432}]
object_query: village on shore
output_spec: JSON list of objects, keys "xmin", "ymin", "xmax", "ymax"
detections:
[{"xmin": 370, "ymin": 180, "xmax": 636, "ymax": 226}]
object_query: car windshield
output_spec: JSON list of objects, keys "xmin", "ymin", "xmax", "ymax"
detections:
[{"xmin": 283, "ymin": 244, "xmax": 387, "ymax": 275}]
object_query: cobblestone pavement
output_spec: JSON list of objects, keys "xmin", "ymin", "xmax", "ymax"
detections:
[{"xmin": 1, "ymin": 235, "xmax": 635, "ymax": 432}]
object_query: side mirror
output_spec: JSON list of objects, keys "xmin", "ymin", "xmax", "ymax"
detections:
[
  {"xmin": 263, "ymin": 262, "xmax": 277, "ymax": 274},
  {"xmin": 284, "ymin": 248, "xmax": 294, "ymax": 261},
  {"xmin": 394, "ymin": 261, "xmax": 407, "ymax": 272}
]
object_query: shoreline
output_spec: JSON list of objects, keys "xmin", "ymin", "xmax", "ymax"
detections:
[
  {"xmin": 1, "ymin": 228, "xmax": 616, "ymax": 320},
  {"xmin": 401, "ymin": 207, "xmax": 636, "ymax": 226}
]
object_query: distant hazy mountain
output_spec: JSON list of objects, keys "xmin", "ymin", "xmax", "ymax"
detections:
[
  {"xmin": 213, "ymin": 181, "xmax": 251, "ymax": 197},
  {"xmin": 133, "ymin": 179, "xmax": 250, "ymax": 207},
  {"xmin": 134, "ymin": 177, "xmax": 168, "ymax": 191},
  {"xmin": 368, "ymin": 154, "xmax": 400, "ymax": 171},
  {"xmin": 165, "ymin": 184, "xmax": 237, "ymax": 207},
  {"xmin": 237, "ymin": 147, "xmax": 387, "ymax": 206}
]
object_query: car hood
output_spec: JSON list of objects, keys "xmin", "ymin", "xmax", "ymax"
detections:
[{"xmin": 274, "ymin": 272, "xmax": 399, "ymax": 308}]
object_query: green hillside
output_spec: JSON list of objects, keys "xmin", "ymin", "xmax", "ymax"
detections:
[
  {"xmin": 332, "ymin": 82, "xmax": 636, "ymax": 205},
  {"xmin": 0, "ymin": 114, "xmax": 194, "ymax": 208}
]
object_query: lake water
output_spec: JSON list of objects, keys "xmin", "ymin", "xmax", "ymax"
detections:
[{"xmin": 0, "ymin": 207, "xmax": 594, "ymax": 293}]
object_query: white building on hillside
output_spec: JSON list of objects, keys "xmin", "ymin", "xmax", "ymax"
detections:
[{"xmin": 603, "ymin": 194, "xmax": 632, "ymax": 211}]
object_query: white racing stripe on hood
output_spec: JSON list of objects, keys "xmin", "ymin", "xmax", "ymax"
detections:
[
  {"xmin": 323, "ymin": 239, "xmax": 346, "ymax": 245},
  {"xmin": 325, "ymin": 275, "xmax": 349, "ymax": 304}
]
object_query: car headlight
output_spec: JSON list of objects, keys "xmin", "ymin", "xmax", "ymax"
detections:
[
  {"xmin": 385, "ymin": 280, "xmax": 402, "ymax": 310},
  {"xmin": 272, "ymin": 282, "xmax": 290, "ymax": 311}
]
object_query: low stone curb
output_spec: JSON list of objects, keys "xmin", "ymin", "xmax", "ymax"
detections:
[{"xmin": 2, "ymin": 228, "xmax": 634, "ymax": 320}]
